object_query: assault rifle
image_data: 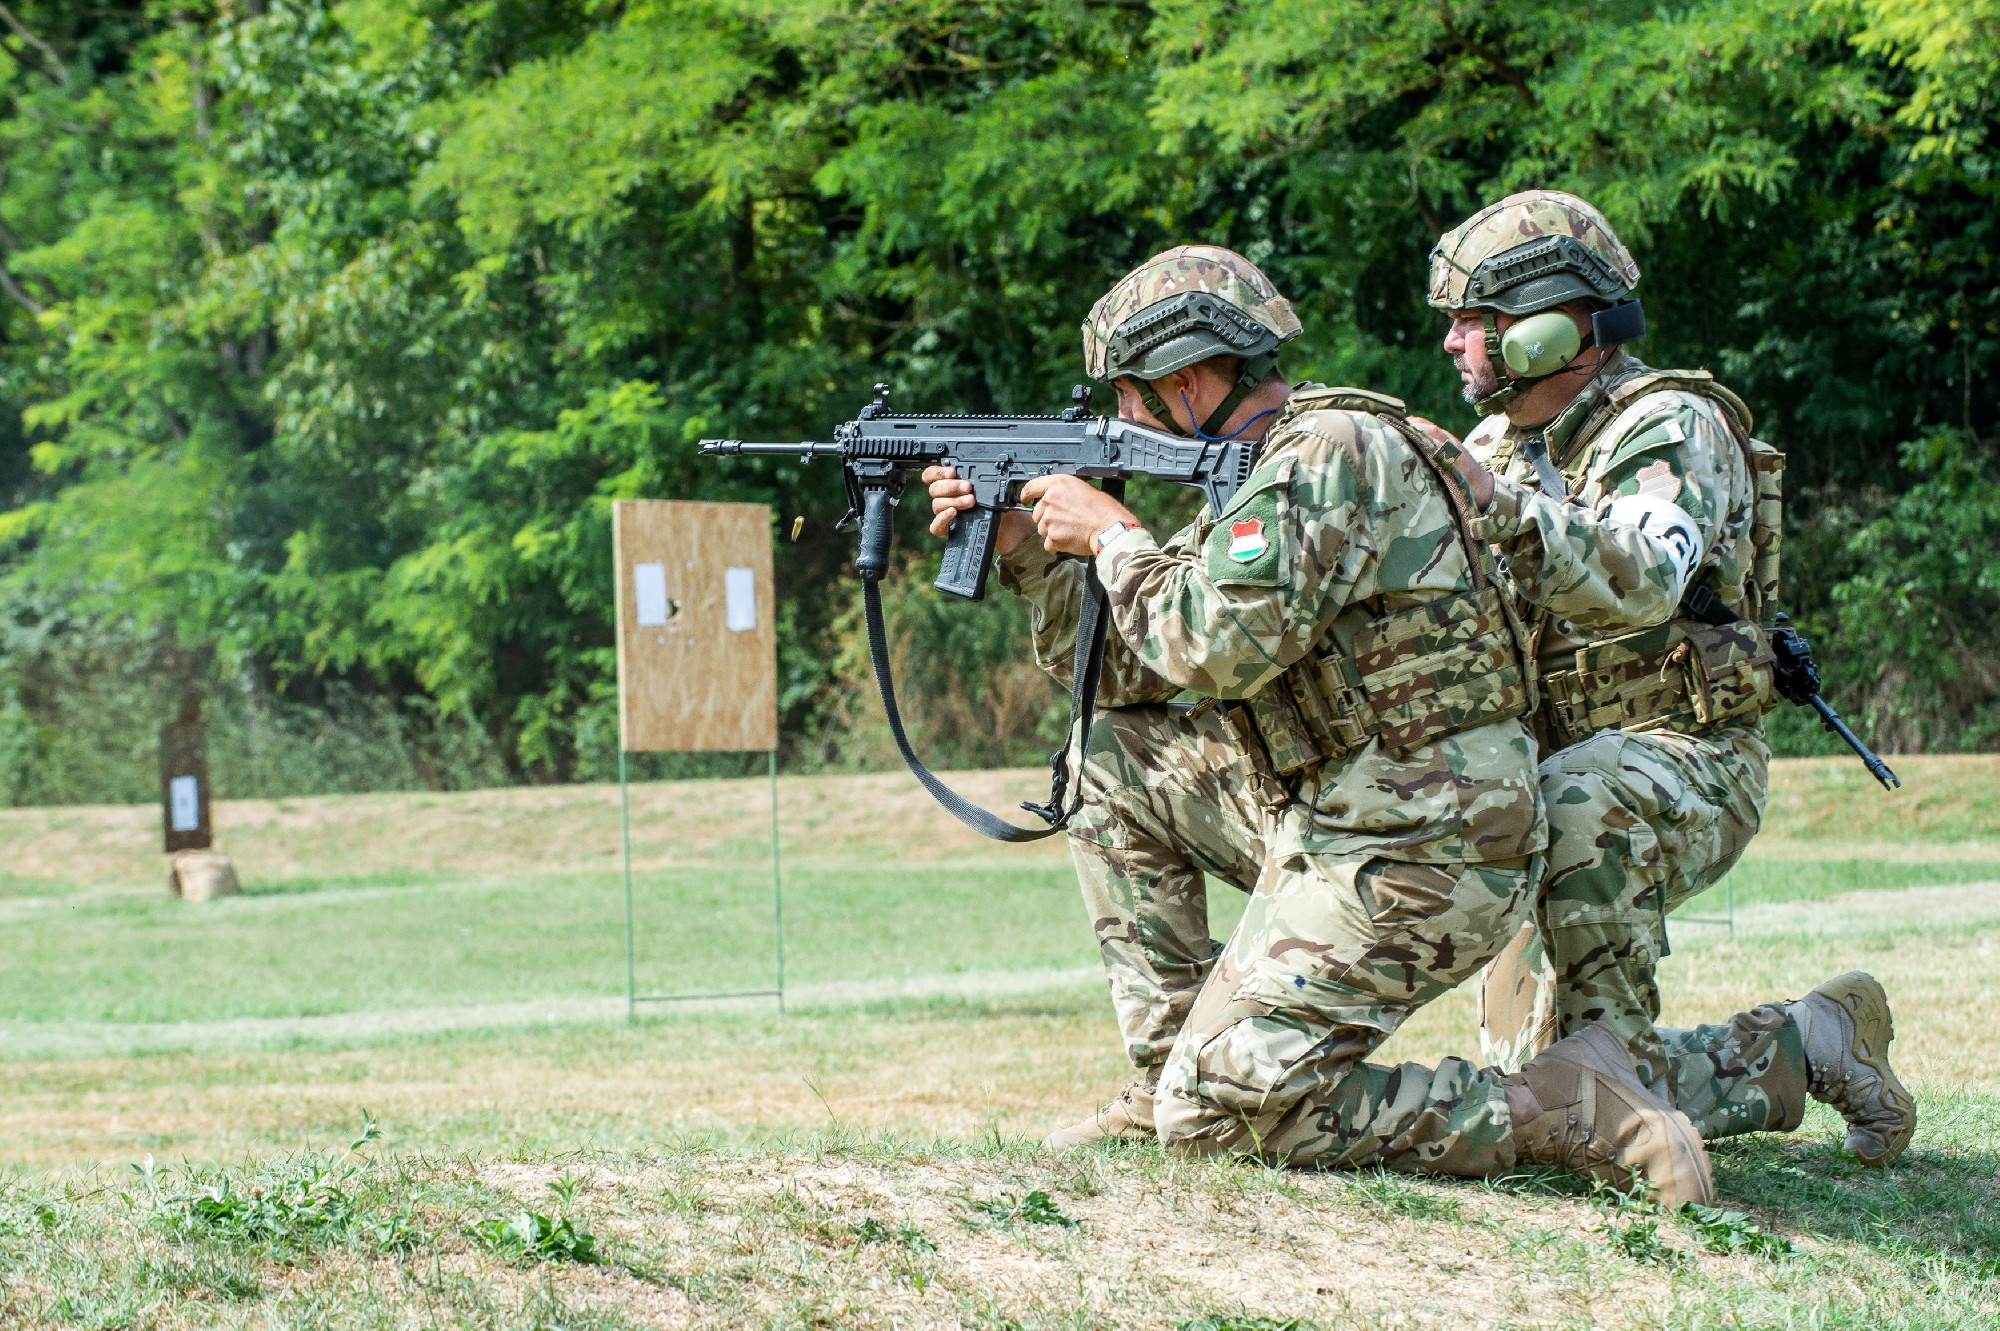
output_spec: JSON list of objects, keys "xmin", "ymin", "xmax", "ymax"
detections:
[
  {"xmin": 703, "ymin": 382, "xmax": 1257, "ymax": 601},
  {"xmin": 1683, "ymin": 587, "xmax": 1899, "ymax": 789},
  {"xmin": 702, "ymin": 382, "xmax": 1263, "ymax": 841}
]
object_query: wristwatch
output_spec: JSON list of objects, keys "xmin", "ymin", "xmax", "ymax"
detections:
[{"xmin": 1092, "ymin": 520, "xmax": 1143, "ymax": 555}]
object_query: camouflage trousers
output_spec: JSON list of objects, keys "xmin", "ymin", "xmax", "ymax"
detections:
[
  {"xmin": 1069, "ymin": 704, "xmax": 1536, "ymax": 1173},
  {"xmin": 1478, "ymin": 723, "xmax": 1809, "ymax": 1139}
]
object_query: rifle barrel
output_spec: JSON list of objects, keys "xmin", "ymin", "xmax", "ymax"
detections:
[
  {"xmin": 698, "ymin": 440, "xmax": 843, "ymax": 457},
  {"xmin": 1810, "ymin": 694, "xmax": 1900, "ymax": 790}
]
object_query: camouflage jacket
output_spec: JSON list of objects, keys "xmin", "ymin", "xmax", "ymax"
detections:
[
  {"xmin": 997, "ymin": 392, "xmax": 1545, "ymax": 866},
  {"xmin": 1465, "ymin": 351, "xmax": 1762, "ymax": 663}
]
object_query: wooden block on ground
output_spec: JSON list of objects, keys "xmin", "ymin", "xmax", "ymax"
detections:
[{"xmin": 613, "ymin": 500, "xmax": 777, "ymax": 753}]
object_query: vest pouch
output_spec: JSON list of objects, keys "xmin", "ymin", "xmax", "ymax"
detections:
[
  {"xmin": 1224, "ymin": 585, "xmax": 1533, "ymax": 785},
  {"xmin": 1747, "ymin": 441, "xmax": 1785, "ymax": 620},
  {"xmin": 1244, "ymin": 683, "xmax": 1323, "ymax": 776},
  {"xmin": 1540, "ymin": 617, "xmax": 1776, "ymax": 748},
  {"xmin": 1217, "ymin": 701, "xmax": 1294, "ymax": 809},
  {"xmin": 1539, "ymin": 622, "xmax": 1684, "ymax": 749},
  {"xmin": 1683, "ymin": 620, "xmax": 1777, "ymax": 727},
  {"xmin": 1347, "ymin": 585, "xmax": 1533, "ymax": 756}
]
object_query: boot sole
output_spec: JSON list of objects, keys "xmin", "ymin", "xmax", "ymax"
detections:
[{"xmin": 1814, "ymin": 971, "xmax": 1916, "ymax": 1166}]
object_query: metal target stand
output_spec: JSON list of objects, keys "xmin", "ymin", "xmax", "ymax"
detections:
[
  {"xmin": 1676, "ymin": 873, "xmax": 1737, "ymax": 937},
  {"xmin": 620, "ymin": 749, "xmax": 784, "ymax": 1020},
  {"xmin": 612, "ymin": 500, "xmax": 785, "ymax": 1023}
]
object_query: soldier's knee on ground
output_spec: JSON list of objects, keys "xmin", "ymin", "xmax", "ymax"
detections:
[{"xmin": 1152, "ymin": 1088, "xmax": 1240, "ymax": 1158}]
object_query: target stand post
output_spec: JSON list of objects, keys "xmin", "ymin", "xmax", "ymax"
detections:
[
  {"xmin": 613, "ymin": 500, "xmax": 783, "ymax": 1019},
  {"xmin": 1675, "ymin": 872, "xmax": 1736, "ymax": 939}
]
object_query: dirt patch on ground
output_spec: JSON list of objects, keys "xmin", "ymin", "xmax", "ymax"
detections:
[{"xmin": 463, "ymin": 1151, "xmax": 1676, "ymax": 1329}]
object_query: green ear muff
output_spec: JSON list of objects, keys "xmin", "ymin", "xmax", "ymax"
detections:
[{"xmin": 1500, "ymin": 310, "xmax": 1583, "ymax": 377}]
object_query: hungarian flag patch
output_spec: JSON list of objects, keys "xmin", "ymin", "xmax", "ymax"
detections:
[
  {"xmin": 1226, "ymin": 517, "xmax": 1268, "ymax": 562},
  {"xmin": 1208, "ymin": 486, "xmax": 1282, "ymax": 583}
]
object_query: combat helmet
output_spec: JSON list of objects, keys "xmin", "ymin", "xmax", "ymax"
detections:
[
  {"xmin": 1428, "ymin": 191, "xmax": 1646, "ymax": 415},
  {"xmin": 1081, "ymin": 245, "xmax": 1302, "ymax": 438}
]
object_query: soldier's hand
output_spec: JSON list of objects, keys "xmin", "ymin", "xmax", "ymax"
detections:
[
  {"xmin": 1018, "ymin": 474, "xmax": 1143, "ymax": 558},
  {"xmin": 1410, "ymin": 415, "xmax": 1494, "ymax": 510},
  {"xmin": 924, "ymin": 465, "xmax": 1036, "ymax": 554}
]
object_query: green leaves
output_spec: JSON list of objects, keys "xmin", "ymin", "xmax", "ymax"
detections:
[
  {"xmin": 1678, "ymin": 1201, "xmax": 1796, "ymax": 1258},
  {"xmin": 1, "ymin": 0, "xmax": 1995, "ymax": 797},
  {"xmin": 1832, "ymin": 428, "xmax": 2000, "ymax": 749},
  {"xmin": 971, "ymin": 1188, "xmax": 1074, "ymax": 1227},
  {"xmin": 466, "ymin": 1207, "xmax": 600, "ymax": 1264}
]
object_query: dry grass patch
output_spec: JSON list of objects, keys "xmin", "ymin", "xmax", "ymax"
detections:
[
  {"xmin": 5, "ymin": 1128, "xmax": 1996, "ymax": 1329},
  {"xmin": 8, "ymin": 755, "xmax": 1992, "ymax": 896}
]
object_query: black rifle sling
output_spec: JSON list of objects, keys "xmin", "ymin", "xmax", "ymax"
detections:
[{"xmin": 863, "ymin": 566, "xmax": 1110, "ymax": 843}]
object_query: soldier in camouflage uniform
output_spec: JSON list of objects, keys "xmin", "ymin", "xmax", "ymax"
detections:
[
  {"xmin": 924, "ymin": 246, "xmax": 1715, "ymax": 1202},
  {"xmin": 1430, "ymin": 191, "xmax": 1916, "ymax": 1164}
]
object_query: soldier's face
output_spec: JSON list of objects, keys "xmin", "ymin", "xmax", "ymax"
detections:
[
  {"xmin": 1443, "ymin": 311, "xmax": 1504, "ymax": 405},
  {"xmin": 1110, "ymin": 374, "xmax": 1182, "ymax": 433}
]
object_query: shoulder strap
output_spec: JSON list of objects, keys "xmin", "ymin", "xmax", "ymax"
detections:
[
  {"xmin": 1283, "ymin": 384, "xmax": 1409, "ymax": 421},
  {"xmin": 863, "ymin": 570, "xmax": 1108, "ymax": 843},
  {"xmin": 1597, "ymin": 369, "xmax": 1786, "ymax": 623},
  {"xmin": 1607, "ymin": 368, "xmax": 1756, "ymax": 436},
  {"xmin": 1379, "ymin": 416, "xmax": 1494, "ymax": 594}
]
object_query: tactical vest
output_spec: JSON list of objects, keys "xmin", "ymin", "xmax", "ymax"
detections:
[
  {"xmin": 1518, "ymin": 367, "xmax": 1786, "ymax": 750},
  {"xmin": 1211, "ymin": 387, "xmax": 1538, "ymax": 807}
]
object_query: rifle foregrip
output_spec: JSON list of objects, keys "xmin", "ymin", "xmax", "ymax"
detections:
[
  {"xmin": 935, "ymin": 504, "xmax": 1000, "ymax": 601},
  {"xmin": 857, "ymin": 487, "xmax": 895, "ymax": 582}
]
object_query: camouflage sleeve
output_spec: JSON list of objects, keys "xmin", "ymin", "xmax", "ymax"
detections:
[
  {"xmin": 1090, "ymin": 411, "xmax": 1386, "ymax": 699},
  {"xmin": 1477, "ymin": 395, "xmax": 1737, "ymax": 630},
  {"xmin": 994, "ymin": 540, "xmax": 1180, "ymax": 707}
]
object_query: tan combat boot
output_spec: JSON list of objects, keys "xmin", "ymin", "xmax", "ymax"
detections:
[
  {"xmin": 1509, "ymin": 1022, "xmax": 1716, "ymax": 1207},
  {"xmin": 1042, "ymin": 1071, "xmax": 1158, "ymax": 1151},
  {"xmin": 1787, "ymin": 971, "xmax": 1916, "ymax": 1166}
]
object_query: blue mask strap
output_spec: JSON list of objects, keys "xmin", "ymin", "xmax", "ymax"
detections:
[{"xmin": 1181, "ymin": 389, "xmax": 1277, "ymax": 442}]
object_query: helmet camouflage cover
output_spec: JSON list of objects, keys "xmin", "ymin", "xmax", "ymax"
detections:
[
  {"xmin": 1427, "ymin": 190, "xmax": 1641, "ymax": 316},
  {"xmin": 1082, "ymin": 245, "xmax": 1302, "ymax": 382}
]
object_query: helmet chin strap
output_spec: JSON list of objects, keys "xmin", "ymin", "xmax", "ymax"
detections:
[
  {"xmin": 1469, "ymin": 310, "xmax": 1596, "ymax": 418},
  {"xmin": 1134, "ymin": 352, "xmax": 1280, "ymax": 437},
  {"xmin": 1135, "ymin": 379, "xmax": 1187, "ymax": 436}
]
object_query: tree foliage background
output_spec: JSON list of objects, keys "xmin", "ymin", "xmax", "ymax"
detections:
[{"xmin": 1, "ymin": 0, "xmax": 1994, "ymax": 804}]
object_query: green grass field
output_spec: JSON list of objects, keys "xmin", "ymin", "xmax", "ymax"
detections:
[{"xmin": 3, "ymin": 757, "xmax": 1998, "ymax": 1327}]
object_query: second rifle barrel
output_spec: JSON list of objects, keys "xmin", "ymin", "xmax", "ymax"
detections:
[{"xmin": 1810, "ymin": 694, "xmax": 1901, "ymax": 790}]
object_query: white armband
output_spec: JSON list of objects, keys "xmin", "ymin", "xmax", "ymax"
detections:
[{"xmin": 1605, "ymin": 492, "xmax": 1704, "ymax": 603}]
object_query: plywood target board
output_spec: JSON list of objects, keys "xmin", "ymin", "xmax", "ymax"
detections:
[{"xmin": 614, "ymin": 500, "xmax": 777, "ymax": 753}]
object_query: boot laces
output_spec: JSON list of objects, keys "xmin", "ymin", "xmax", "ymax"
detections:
[{"xmin": 1804, "ymin": 1014, "xmax": 1894, "ymax": 1126}]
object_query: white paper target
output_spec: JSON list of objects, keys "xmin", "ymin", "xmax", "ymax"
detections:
[
  {"xmin": 725, "ymin": 567, "xmax": 757, "ymax": 631},
  {"xmin": 169, "ymin": 775, "xmax": 201, "ymax": 832}
]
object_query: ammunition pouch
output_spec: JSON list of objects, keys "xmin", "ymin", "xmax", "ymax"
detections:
[
  {"xmin": 1217, "ymin": 585, "xmax": 1535, "ymax": 806},
  {"xmin": 1537, "ymin": 616, "xmax": 1778, "ymax": 751}
]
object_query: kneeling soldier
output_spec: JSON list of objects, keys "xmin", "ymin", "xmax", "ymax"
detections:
[
  {"xmin": 1429, "ymin": 191, "xmax": 1915, "ymax": 1165},
  {"xmin": 927, "ymin": 246, "xmax": 1714, "ymax": 1202}
]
